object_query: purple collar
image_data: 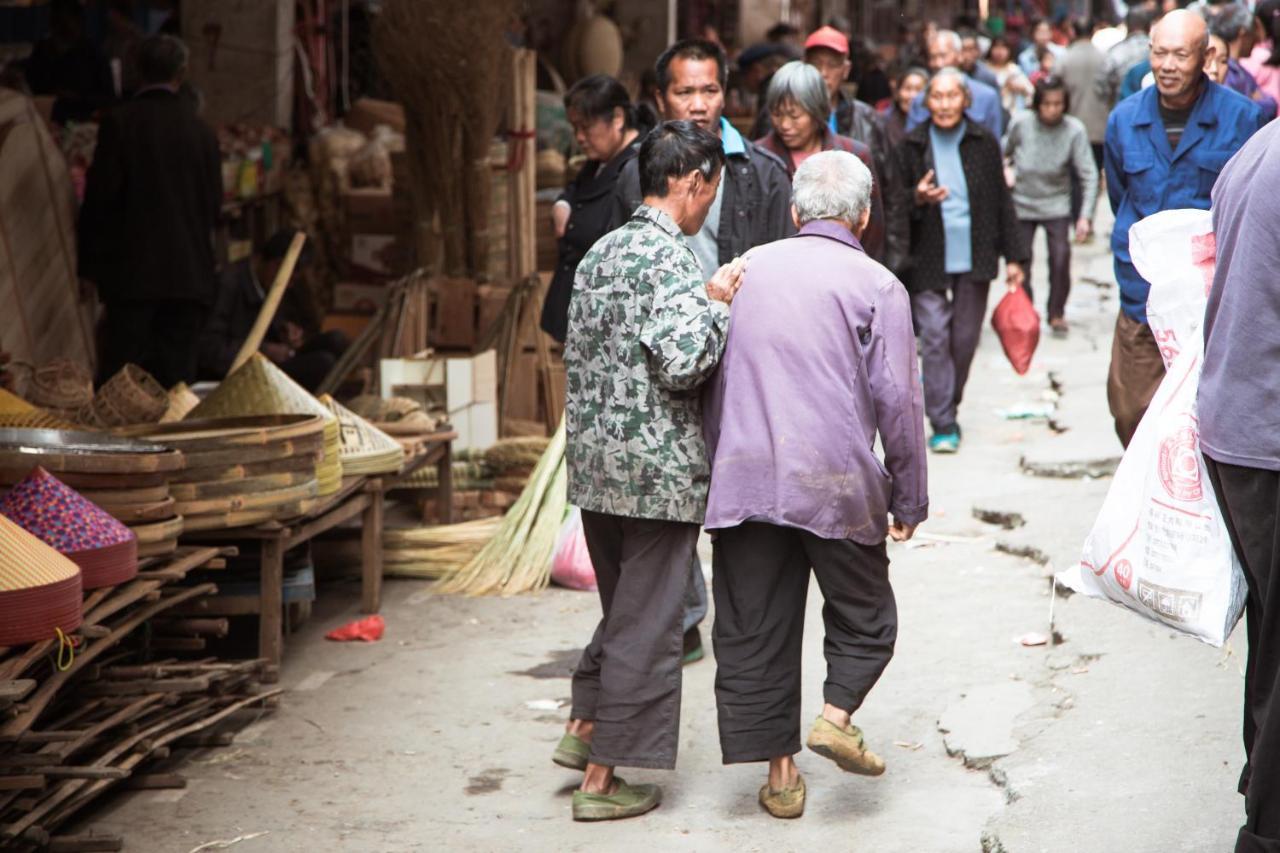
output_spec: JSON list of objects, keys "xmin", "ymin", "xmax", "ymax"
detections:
[{"xmin": 795, "ymin": 219, "xmax": 865, "ymax": 253}]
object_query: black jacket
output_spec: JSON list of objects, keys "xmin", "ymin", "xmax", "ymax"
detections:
[
  {"xmin": 886, "ymin": 121, "xmax": 1029, "ymax": 292},
  {"xmin": 606, "ymin": 135, "xmax": 794, "ymax": 267},
  {"xmin": 540, "ymin": 139, "xmax": 640, "ymax": 343},
  {"xmin": 78, "ymin": 89, "xmax": 222, "ymax": 306}
]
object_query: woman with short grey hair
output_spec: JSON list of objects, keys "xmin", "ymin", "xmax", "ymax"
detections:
[{"xmin": 755, "ymin": 61, "xmax": 888, "ymax": 260}]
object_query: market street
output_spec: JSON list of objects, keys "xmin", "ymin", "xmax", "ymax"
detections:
[{"xmin": 84, "ymin": 208, "xmax": 1246, "ymax": 853}]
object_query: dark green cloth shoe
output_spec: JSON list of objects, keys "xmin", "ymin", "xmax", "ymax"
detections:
[
  {"xmin": 572, "ymin": 777, "xmax": 661, "ymax": 822},
  {"xmin": 552, "ymin": 732, "xmax": 589, "ymax": 771},
  {"xmin": 682, "ymin": 627, "xmax": 705, "ymax": 665}
]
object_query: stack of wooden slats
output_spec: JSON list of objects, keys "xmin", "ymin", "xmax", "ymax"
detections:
[{"xmin": 0, "ymin": 546, "xmax": 279, "ymax": 850}]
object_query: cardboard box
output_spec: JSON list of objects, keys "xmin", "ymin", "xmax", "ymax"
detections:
[
  {"xmin": 344, "ymin": 188, "xmax": 399, "ymax": 235},
  {"xmin": 379, "ymin": 350, "xmax": 496, "ymax": 411},
  {"xmin": 333, "ymin": 282, "xmax": 390, "ymax": 315},
  {"xmin": 351, "ymin": 233, "xmax": 410, "ymax": 276},
  {"xmin": 447, "ymin": 401, "xmax": 498, "ymax": 451}
]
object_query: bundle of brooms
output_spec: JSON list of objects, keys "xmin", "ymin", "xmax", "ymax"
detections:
[
  {"xmin": 383, "ymin": 517, "xmax": 501, "ymax": 580},
  {"xmin": 432, "ymin": 420, "xmax": 566, "ymax": 596}
]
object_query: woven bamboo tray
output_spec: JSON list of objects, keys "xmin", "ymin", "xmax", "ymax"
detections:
[
  {"xmin": 168, "ymin": 454, "xmax": 318, "ymax": 485},
  {"xmin": 0, "ymin": 429, "xmax": 183, "ymax": 474},
  {"xmin": 169, "ymin": 470, "xmax": 313, "ymax": 501},
  {"xmin": 128, "ymin": 516, "xmax": 185, "ymax": 545},
  {"xmin": 172, "ymin": 479, "xmax": 318, "ymax": 517},
  {"xmin": 117, "ymin": 414, "xmax": 326, "ymax": 450}
]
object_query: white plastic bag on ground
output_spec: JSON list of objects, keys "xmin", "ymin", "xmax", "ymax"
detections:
[
  {"xmin": 551, "ymin": 507, "xmax": 597, "ymax": 591},
  {"xmin": 1059, "ymin": 210, "xmax": 1245, "ymax": 646}
]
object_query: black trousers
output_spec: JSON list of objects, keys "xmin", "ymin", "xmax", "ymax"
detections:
[
  {"xmin": 570, "ymin": 510, "xmax": 700, "ymax": 770},
  {"xmin": 279, "ymin": 329, "xmax": 349, "ymax": 392},
  {"xmin": 1019, "ymin": 217, "xmax": 1073, "ymax": 322},
  {"xmin": 98, "ymin": 300, "xmax": 205, "ymax": 388},
  {"xmin": 711, "ymin": 522, "xmax": 897, "ymax": 764},
  {"xmin": 1205, "ymin": 457, "xmax": 1280, "ymax": 853}
]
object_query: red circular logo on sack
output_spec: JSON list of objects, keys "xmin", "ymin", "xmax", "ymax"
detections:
[
  {"xmin": 1114, "ymin": 559, "xmax": 1133, "ymax": 591},
  {"xmin": 1158, "ymin": 422, "xmax": 1203, "ymax": 502}
]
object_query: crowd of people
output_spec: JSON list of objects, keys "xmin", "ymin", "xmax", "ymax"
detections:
[{"xmin": 545, "ymin": 3, "xmax": 1280, "ymax": 849}]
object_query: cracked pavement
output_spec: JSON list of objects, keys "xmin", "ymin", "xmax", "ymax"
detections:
[{"xmin": 83, "ymin": 208, "xmax": 1246, "ymax": 851}]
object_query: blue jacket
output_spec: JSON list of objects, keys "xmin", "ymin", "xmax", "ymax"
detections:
[
  {"xmin": 906, "ymin": 73, "xmax": 1003, "ymax": 139},
  {"xmin": 1104, "ymin": 80, "xmax": 1264, "ymax": 323}
]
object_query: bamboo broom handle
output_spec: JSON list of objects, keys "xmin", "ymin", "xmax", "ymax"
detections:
[{"xmin": 229, "ymin": 231, "xmax": 307, "ymax": 375}]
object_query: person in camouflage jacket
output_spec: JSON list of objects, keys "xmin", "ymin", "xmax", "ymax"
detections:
[{"xmin": 554, "ymin": 121, "xmax": 744, "ymax": 823}]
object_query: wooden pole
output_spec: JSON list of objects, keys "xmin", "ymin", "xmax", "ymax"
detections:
[{"xmin": 228, "ymin": 231, "xmax": 307, "ymax": 375}]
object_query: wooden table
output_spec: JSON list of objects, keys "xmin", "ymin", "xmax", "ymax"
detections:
[
  {"xmin": 181, "ymin": 476, "xmax": 380, "ymax": 681},
  {"xmin": 386, "ymin": 430, "xmax": 457, "ymax": 523},
  {"xmin": 175, "ymin": 432, "xmax": 455, "ymax": 679}
]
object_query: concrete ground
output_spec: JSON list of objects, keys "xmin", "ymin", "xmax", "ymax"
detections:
[{"xmin": 83, "ymin": 207, "xmax": 1249, "ymax": 852}]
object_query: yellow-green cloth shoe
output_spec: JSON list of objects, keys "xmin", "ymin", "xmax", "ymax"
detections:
[
  {"xmin": 806, "ymin": 716, "xmax": 886, "ymax": 776},
  {"xmin": 572, "ymin": 777, "xmax": 662, "ymax": 821},
  {"xmin": 759, "ymin": 773, "xmax": 806, "ymax": 819},
  {"xmin": 552, "ymin": 732, "xmax": 589, "ymax": 771}
]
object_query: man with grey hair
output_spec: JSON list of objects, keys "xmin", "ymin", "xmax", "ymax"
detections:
[{"xmin": 703, "ymin": 150, "xmax": 928, "ymax": 819}]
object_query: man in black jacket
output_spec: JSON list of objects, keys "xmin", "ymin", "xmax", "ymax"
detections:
[
  {"xmin": 607, "ymin": 39, "xmax": 793, "ymax": 281},
  {"xmin": 78, "ymin": 34, "xmax": 221, "ymax": 388}
]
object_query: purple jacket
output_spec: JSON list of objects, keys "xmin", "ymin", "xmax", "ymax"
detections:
[{"xmin": 703, "ymin": 220, "xmax": 929, "ymax": 543}]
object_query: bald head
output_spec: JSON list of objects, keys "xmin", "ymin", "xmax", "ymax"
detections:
[
  {"xmin": 1152, "ymin": 9, "xmax": 1210, "ymax": 53},
  {"xmin": 1150, "ymin": 9, "xmax": 1213, "ymax": 107}
]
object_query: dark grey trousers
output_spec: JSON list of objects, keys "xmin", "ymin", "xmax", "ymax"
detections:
[
  {"xmin": 711, "ymin": 522, "xmax": 897, "ymax": 764},
  {"xmin": 910, "ymin": 275, "xmax": 991, "ymax": 433},
  {"xmin": 570, "ymin": 510, "xmax": 700, "ymax": 769},
  {"xmin": 1019, "ymin": 217, "xmax": 1072, "ymax": 322}
]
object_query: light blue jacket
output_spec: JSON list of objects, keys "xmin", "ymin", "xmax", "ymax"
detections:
[{"xmin": 1104, "ymin": 80, "xmax": 1263, "ymax": 323}]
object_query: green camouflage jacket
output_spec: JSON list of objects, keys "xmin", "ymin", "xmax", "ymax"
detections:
[{"xmin": 564, "ymin": 204, "xmax": 729, "ymax": 523}]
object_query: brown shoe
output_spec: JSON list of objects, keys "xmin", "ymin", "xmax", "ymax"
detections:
[
  {"xmin": 806, "ymin": 717, "xmax": 885, "ymax": 776},
  {"xmin": 758, "ymin": 773, "xmax": 806, "ymax": 819}
]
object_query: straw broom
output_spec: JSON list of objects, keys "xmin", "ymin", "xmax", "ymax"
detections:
[
  {"xmin": 433, "ymin": 420, "xmax": 567, "ymax": 596},
  {"xmin": 383, "ymin": 517, "xmax": 502, "ymax": 580}
]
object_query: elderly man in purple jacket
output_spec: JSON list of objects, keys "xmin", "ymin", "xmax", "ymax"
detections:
[{"xmin": 703, "ymin": 150, "xmax": 928, "ymax": 819}]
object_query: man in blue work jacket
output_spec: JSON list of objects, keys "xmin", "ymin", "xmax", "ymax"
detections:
[{"xmin": 1103, "ymin": 9, "xmax": 1264, "ymax": 447}]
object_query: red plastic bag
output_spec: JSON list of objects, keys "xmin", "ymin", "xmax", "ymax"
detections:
[
  {"xmin": 325, "ymin": 615, "xmax": 385, "ymax": 642},
  {"xmin": 991, "ymin": 287, "xmax": 1041, "ymax": 375}
]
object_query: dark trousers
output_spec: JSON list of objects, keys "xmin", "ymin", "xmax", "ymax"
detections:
[
  {"xmin": 279, "ymin": 329, "xmax": 349, "ymax": 392},
  {"xmin": 711, "ymin": 522, "xmax": 897, "ymax": 763},
  {"xmin": 910, "ymin": 275, "xmax": 991, "ymax": 434},
  {"xmin": 1205, "ymin": 457, "xmax": 1280, "ymax": 853},
  {"xmin": 570, "ymin": 510, "xmax": 700, "ymax": 769},
  {"xmin": 1106, "ymin": 311, "xmax": 1167, "ymax": 447},
  {"xmin": 98, "ymin": 301, "xmax": 204, "ymax": 388},
  {"xmin": 1019, "ymin": 217, "xmax": 1072, "ymax": 321}
]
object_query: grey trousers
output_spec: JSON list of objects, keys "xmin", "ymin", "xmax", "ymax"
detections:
[
  {"xmin": 570, "ymin": 510, "xmax": 701, "ymax": 769},
  {"xmin": 712, "ymin": 522, "xmax": 897, "ymax": 764},
  {"xmin": 1019, "ymin": 217, "xmax": 1072, "ymax": 322},
  {"xmin": 910, "ymin": 275, "xmax": 991, "ymax": 433}
]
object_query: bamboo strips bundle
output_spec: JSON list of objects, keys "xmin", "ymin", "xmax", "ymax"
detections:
[{"xmin": 433, "ymin": 420, "xmax": 566, "ymax": 596}]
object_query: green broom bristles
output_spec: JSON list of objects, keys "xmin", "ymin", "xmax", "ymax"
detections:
[{"xmin": 433, "ymin": 420, "xmax": 567, "ymax": 596}]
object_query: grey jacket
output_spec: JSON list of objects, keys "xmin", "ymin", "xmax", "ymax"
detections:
[{"xmin": 606, "ymin": 138, "xmax": 795, "ymax": 266}]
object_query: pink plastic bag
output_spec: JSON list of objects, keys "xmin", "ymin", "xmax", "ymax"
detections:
[
  {"xmin": 551, "ymin": 508, "xmax": 597, "ymax": 591},
  {"xmin": 991, "ymin": 287, "xmax": 1041, "ymax": 375}
]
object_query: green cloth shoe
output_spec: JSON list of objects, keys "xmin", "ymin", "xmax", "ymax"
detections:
[
  {"xmin": 682, "ymin": 627, "xmax": 705, "ymax": 666},
  {"xmin": 572, "ymin": 777, "xmax": 662, "ymax": 822},
  {"xmin": 552, "ymin": 732, "xmax": 589, "ymax": 771},
  {"xmin": 928, "ymin": 431, "xmax": 960, "ymax": 454},
  {"xmin": 806, "ymin": 717, "xmax": 886, "ymax": 776},
  {"xmin": 759, "ymin": 773, "xmax": 806, "ymax": 819}
]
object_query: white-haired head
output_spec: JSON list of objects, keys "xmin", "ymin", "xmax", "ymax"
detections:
[{"xmin": 791, "ymin": 150, "xmax": 873, "ymax": 229}]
